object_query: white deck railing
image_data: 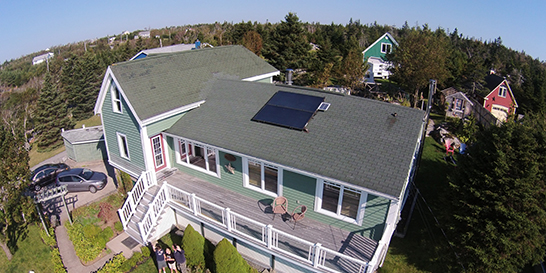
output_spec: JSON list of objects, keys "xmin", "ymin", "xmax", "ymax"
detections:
[
  {"xmin": 118, "ymin": 171, "xmax": 154, "ymax": 228},
  {"xmin": 155, "ymin": 183, "xmax": 371, "ymax": 273}
]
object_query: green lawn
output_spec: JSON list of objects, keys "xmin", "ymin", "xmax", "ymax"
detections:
[
  {"xmin": 0, "ymin": 225, "xmax": 55, "ymax": 273},
  {"xmin": 379, "ymin": 136, "xmax": 459, "ymax": 273}
]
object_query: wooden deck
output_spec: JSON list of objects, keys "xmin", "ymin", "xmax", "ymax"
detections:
[{"xmin": 160, "ymin": 168, "xmax": 378, "ymax": 271}]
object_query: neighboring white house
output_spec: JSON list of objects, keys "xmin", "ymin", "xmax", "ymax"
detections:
[
  {"xmin": 32, "ymin": 52, "xmax": 54, "ymax": 65},
  {"xmin": 362, "ymin": 33, "xmax": 399, "ymax": 80}
]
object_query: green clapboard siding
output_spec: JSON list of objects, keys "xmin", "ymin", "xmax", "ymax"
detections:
[
  {"xmin": 64, "ymin": 139, "xmax": 75, "ymax": 160},
  {"xmin": 146, "ymin": 112, "xmax": 186, "ymax": 137},
  {"xmin": 363, "ymin": 36, "xmax": 394, "ymax": 60},
  {"xmin": 69, "ymin": 141, "xmax": 107, "ymax": 162},
  {"xmin": 165, "ymin": 136, "xmax": 390, "ymax": 240},
  {"xmin": 102, "ymin": 80, "xmax": 145, "ymax": 170}
]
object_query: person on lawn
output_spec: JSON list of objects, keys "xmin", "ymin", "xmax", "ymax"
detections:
[{"xmin": 155, "ymin": 244, "xmax": 167, "ymax": 273}]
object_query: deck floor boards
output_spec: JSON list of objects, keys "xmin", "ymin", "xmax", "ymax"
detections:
[{"xmin": 162, "ymin": 169, "xmax": 378, "ymax": 269}]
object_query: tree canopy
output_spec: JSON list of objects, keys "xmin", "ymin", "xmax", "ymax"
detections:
[
  {"xmin": 0, "ymin": 125, "xmax": 34, "ymax": 252},
  {"xmin": 447, "ymin": 114, "xmax": 546, "ymax": 272},
  {"xmin": 388, "ymin": 27, "xmax": 449, "ymax": 108}
]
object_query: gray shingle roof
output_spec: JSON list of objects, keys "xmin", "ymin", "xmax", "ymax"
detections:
[
  {"xmin": 110, "ymin": 46, "xmax": 278, "ymax": 121},
  {"xmin": 61, "ymin": 126, "xmax": 104, "ymax": 144},
  {"xmin": 166, "ymin": 80, "xmax": 425, "ymax": 198}
]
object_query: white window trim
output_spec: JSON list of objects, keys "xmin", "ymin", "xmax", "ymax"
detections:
[
  {"xmin": 242, "ymin": 157, "xmax": 283, "ymax": 197},
  {"xmin": 380, "ymin": 43, "xmax": 392, "ymax": 54},
  {"xmin": 498, "ymin": 86, "xmax": 507, "ymax": 98},
  {"xmin": 116, "ymin": 132, "xmax": 130, "ymax": 160},
  {"xmin": 151, "ymin": 135, "xmax": 165, "ymax": 169},
  {"xmin": 314, "ymin": 179, "xmax": 367, "ymax": 226},
  {"xmin": 174, "ymin": 138, "xmax": 220, "ymax": 178},
  {"xmin": 110, "ymin": 82, "xmax": 122, "ymax": 113}
]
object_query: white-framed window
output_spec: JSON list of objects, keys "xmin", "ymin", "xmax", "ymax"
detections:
[
  {"xmin": 498, "ymin": 86, "xmax": 507, "ymax": 97},
  {"xmin": 151, "ymin": 135, "xmax": 164, "ymax": 169},
  {"xmin": 175, "ymin": 138, "xmax": 219, "ymax": 176},
  {"xmin": 315, "ymin": 179, "xmax": 366, "ymax": 225},
  {"xmin": 242, "ymin": 158, "xmax": 282, "ymax": 197},
  {"xmin": 116, "ymin": 133, "xmax": 130, "ymax": 159},
  {"xmin": 110, "ymin": 81, "xmax": 122, "ymax": 113},
  {"xmin": 381, "ymin": 43, "xmax": 392, "ymax": 54}
]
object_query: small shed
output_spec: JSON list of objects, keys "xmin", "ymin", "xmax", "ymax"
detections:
[
  {"xmin": 444, "ymin": 91, "xmax": 474, "ymax": 119},
  {"xmin": 62, "ymin": 125, "xmax": 106, "ymax": 162}
]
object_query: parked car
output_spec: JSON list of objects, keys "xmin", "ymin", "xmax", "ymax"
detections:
[
  {"xmin": 56, "ymin": 168, "xmax": 107, "ymax": 193},
  {"xmin": 30, "ymin": 163, "xmax": 70, "ymax": 191}
]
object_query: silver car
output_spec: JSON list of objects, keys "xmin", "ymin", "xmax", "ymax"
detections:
[{"xmin": 56, "ymin": 168, "xmax": 107, "ymax": 193}]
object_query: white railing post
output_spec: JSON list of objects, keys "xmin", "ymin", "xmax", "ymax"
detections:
[
  {"xmin": 163, "ymin": 181, "xmax": 170, "ymax": 202},
  {"xmin": 312, "ymin": 243, "xmax": 322, "ymax": 268},
  {"xmin": 266, "ymin": 224, "xmax": 273, "ymax": 249},
  {"xmin": 138, "ymin": 221, "xmax": 147, "ymax": 244},
  {"xmin": 191, "ymin": 193, "xmax": 198, "ymax": 216},
  {"xmin": 225, "ymin": 208, "xmax": 232, "ymax": 231}
]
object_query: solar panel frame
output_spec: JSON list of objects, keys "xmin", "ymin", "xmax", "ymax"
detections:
[{"xmin": 251, "ymin": 91, "xmax": 325, "ymax": 131}]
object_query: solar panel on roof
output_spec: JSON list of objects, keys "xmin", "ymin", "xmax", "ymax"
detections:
[{"xmin": 252, "ymin": 91, "xmax": 325, "ymax": 130}]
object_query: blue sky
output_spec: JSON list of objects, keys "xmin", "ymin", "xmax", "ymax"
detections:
[{"xmin": 0, "ymin": 0, "xmax": 544, "ymax": 64}]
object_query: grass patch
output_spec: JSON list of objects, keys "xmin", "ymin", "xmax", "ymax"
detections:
[
  {"xmin": 0, "ymin": 225, "xmax": 56, "ymax": 273},
  {"xmin": 29, "ymin": 145, "xmax": 65, "ymax": 168},
  {"xmin": 74, "ymin": 114, "xmax": 102, "ymax": 129},
  {"xmin": 379, "ymin": 137, "xmax": 458, "ymax": 273}
]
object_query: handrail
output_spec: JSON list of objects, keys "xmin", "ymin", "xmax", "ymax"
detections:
[
  {"xmin": 118, "ymin": 171, "xmax": 153, "ymax": 228},
  {"xmin": 162, "ymin": 183, "xmax": 370, "ymax": 272},
  {"xmin": 139, "ymin": 182, "xmax": 168, "ymax": 242}
]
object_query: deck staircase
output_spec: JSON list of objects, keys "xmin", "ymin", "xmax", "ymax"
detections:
[
  {"xmin": 119, "ymin": 169, "xmax": 177, "ymax": 245},
  {"xmin": 123, "ymin": 184, "xmax": 161, "ymax": 244}
]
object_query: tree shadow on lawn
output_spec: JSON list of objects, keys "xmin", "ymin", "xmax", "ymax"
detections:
[{"xmin": 383, "ymin": 137, "xmax": 463, "ymax": 273}]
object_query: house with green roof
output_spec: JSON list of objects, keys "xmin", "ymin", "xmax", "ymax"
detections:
[
  {"xmin": 362, "ymin": 32, "xmax": 399, "ymax": 80},
  {"xmin": 94, "ymin": 45, "xmax": 426, "ymax": 273}
]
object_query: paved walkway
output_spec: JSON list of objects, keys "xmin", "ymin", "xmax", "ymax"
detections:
[{"xmin": 55, "ymin": 214, "xmax": 142, "ymax": 272}]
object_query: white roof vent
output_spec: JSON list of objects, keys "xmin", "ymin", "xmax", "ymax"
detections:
[{"xmin": 318, "ymin": 102, "xmax": 331, "ymax": 111}]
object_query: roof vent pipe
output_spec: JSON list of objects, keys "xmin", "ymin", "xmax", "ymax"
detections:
[{"xmin": 286, "ymin": 69, "xmax": 293, "ymax": 85}]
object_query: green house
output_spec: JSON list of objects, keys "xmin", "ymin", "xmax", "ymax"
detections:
[
  {"xmin": 362, "ymin": 32, "xmax": 399, "ymax": 80},
  {"xmin": 94, "ymin": 45, "xmax": 425, "ymax": 273}
]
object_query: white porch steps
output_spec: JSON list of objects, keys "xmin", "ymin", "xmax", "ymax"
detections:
[{"xmin": 124, "ymin": 184, "xmax": 161, "ymax": 245}]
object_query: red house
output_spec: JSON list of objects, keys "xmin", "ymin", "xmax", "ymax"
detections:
[{"xmin": 482, "ymin": 74, "xmax": 518, "ymax": 122}]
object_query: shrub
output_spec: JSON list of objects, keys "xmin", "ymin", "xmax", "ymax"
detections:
[
  {"xmin": 97, "ymin": 253, "xmax": 126, "ymax": 273},
  {"xmin": 141, "ymin": 245, "xmax": 151, "ymax": 257},
  {"xmin": 97, "ymin": 202, "xmax": 115, "ymax": 224},
  {"xmin": 182, "ymin": 224, "xmax": 206, "ymax": 268},
  {"xmin": 118, "ymin": 170, "xmax": 134, "ymax": 195},
  {"xmin": 213, "ymin": 238, "xmax": 255, "ymax": 273},
  {"xmin": 213, "ymin": 238, "xmax": 245, "ymax": 273},
  {"xmin": 114, "ymin": 221, "xmax": 123, "ymax": 232},
  {"xmin": 39, "ymin": 227, "xmax": 66, "ymax": 273}
]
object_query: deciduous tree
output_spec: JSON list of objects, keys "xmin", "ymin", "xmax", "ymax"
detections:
[
  {"xmin": 388, "ymin": 28, "xmax": 449, "ymax": 108},
  {"xmin": 0, "ymin": 125, "xmax": 33, "ymax": 253}
]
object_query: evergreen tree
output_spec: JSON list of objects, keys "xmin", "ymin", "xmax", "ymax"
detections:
[
  {"xmin": 447, "ymin": 114, "xmax": 546, "ymax": 272},
  {"xmin": 0, "ymin": 125, "xmax": 34, "ymax": 252},
  {"xmin": 262, "ymin": 13, "xmax": 311, "ymax": 72},
  {"xmin": 34, "ymin": 72, "xmax": 74, "ymax": 151}
]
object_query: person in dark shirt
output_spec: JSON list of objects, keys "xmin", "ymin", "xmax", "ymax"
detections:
[
  {"xmin": 165, "ymin": 247, "xmax": 177, "ymax": 273},
  {"xmin": 155, "ymin": 244, "xmax": 167, "ymax": 273},
  {"xmin": 172, "ymin": 244, "xmax": 187, "ymax": 273}
]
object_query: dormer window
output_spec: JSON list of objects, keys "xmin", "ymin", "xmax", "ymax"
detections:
[
  {"xmin": 381, "ymin": 43, "xmax": 392, "ymax": 54},
  {"xmin": 498, "ymin": 86, "xmax": 507, "ymax": 98},
  {"xmin": 110, "ymin": 81, "xmax": 122, "ymax": 113}
]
